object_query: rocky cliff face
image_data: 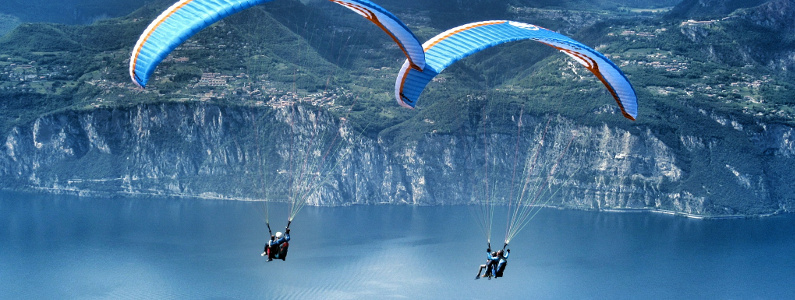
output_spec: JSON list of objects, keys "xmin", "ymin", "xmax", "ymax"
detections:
[
  {"xmin": 738, "ymin": 0, "xmax": 795, "ymax": 31},
  {"xmin": 676, "ymin": 0, "xmax": 795, "ymax": 74},
  {"xmin": 0, "ymin": 103, "xmax": 792, "ymax": 216}
]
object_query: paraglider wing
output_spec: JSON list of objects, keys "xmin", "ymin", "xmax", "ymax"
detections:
[
  {"xmin": 130, "ymin": 0, "xmax": 425, "ymax": 88},
  {"xmin": 395, "ymin": 20, "xmax": 638, "ymax": 120},
  {"xmin": 328, "ymin": 0, "xmax": 425, "ymax": 71},
  {"xmin": 130, "ymin": 0, "xmax": 272, "ymax": 88}
]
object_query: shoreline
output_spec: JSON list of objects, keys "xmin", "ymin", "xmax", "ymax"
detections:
[{"xmin": 1, "ymin": 186, "xmax": 789, "ymax": 220}]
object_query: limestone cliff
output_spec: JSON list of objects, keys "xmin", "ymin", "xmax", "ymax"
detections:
[{"xmin": 1, "ymin": 103, "xmax": 791, "ymax": 216}]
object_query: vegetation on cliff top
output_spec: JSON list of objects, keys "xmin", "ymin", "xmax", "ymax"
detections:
[{"xmin": 1, "ymin": 0, "xmax": 793, "ymax": 134}]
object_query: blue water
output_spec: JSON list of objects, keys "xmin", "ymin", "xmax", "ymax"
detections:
[{"xmin": 2, "ymin": 192, "xmax": 794, "ymax": 299}]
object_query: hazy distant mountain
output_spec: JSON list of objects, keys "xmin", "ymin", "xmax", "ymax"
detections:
[
  {"xmin": 0, "ymin": 14, "xmax": 21, "ymax": 36},
  {"xmin": 0, "ymin": 0, "xmax": 157, "ymax": 24}
]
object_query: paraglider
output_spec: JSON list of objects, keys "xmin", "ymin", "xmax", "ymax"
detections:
[
  {"xmin": 475, "ymin": 250, "xmax": 499, "ymax": 280},
  {"xmin": 130, "ymin": 0, "xmax": 426, "ymax": 88},
  {"xmin": 262, "ymin": 226, "xmax": 291, "ymax": 261},
  {"xmin": 475, "ymin": 244, "xmax": 510, "ymax": 280},
  {"xmin": 395, "ymin": 20, "xmax": 638, "ymax": 120},
  {"xmin": 493, "ymin": 248, "xmax": 509, "ymax": 277}
]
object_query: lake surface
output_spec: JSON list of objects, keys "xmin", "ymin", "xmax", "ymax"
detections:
[{"xmin": 2, "ymin": 191, "xmax": 794, "ymax": 299}]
